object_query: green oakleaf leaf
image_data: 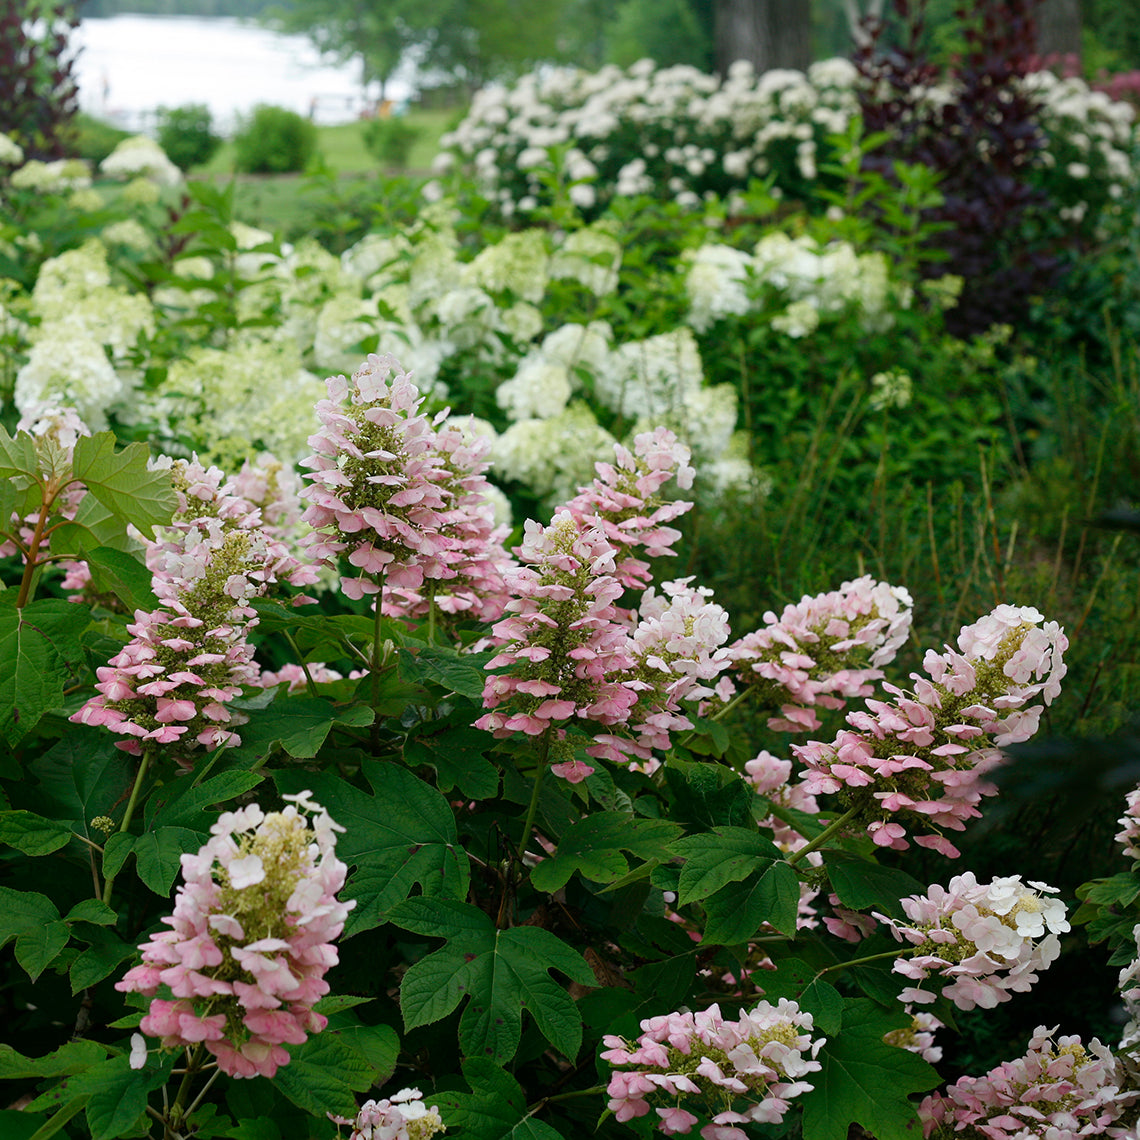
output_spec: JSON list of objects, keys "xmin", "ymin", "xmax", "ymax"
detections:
[
  {"xmin": 0, "ymin": 1040, "xmax": 107, "ymax": 1080},
  {"xmin": 69, "ymin": 930, "xmax": 138, "ymax": 993},
  {"xmin": 0, "ymin": 424, "xmax": 40, "ymax": 482},
  {"xmin": 391, "ymin": 897, "xmax": 594, "ymax": 1064},
  {"xmin": 0, "ymin": 595, "xmax": 90, "ymax": 745},
  {"xmin": 274, "ymin": 761, "xmax": 470, "ymax": 936},
  {"xmin": 670, "ymin": 827, "xmax": 783, "ymax": 905},
  {"xmin": 404, "ymin": 723, "xmax": 499, "ymax": 799},
  {"xmin": 398, "ymin": 646, "xmax": 495, "ymax": 699},
  {"xmin": 530, "ymin": 812, "xmax": 683, "ymax": 893},
  {"xmin": 133, "ymin": 826, "xmax": 204, "ymax": 894},
  {"xmin": 0, "ymin": 885, "xmax": 66, "ymax": 981},
  {"xmin": 0, "ymin": 810, "xmax": 75, "ymax": 856},
  {"xmin": 229, "ymin": 695, "xmax": 374, "ymax": 759},
  {"xmin": 436, "ymin": 1058, "xmax": 565, "ymax": 1140},
  {"xmin": 755, "ymin": 958, "xmax": 843, "ymax": 1035},
  {"xmin": 79, "ymin": 546, "xmax": 159, "ymax": 613},
  {"xmin": 69, "ymin": 433, "xmax": 176, "ymax": 540},
  {"xmin": 701, "ymin": 859, "xmax": 801, "ymax": 945},
  {"xmin": 146, "ymin": 770, "xmax": 265, "ymax": 831},
  {"xmin": 272, "ymin": 1032, "xmax": 376, "ymax": 1117},
  {"xmin": 825, "ymin": 850, "xmax": 924, "ymax": 915},
  {"xmin": 801, "ymin": 999, "xmax": 940, "ymax": 1140}
]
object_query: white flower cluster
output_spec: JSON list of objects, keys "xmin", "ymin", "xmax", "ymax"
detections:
[
  {"xmin": 99, "ymin": 135, "xmax": 182, "ymax": 187},
  {"xmin": 330, "ymin": 1089, "xmax": 445, "ymax": 1140},
  {"xmin": 434, "ymin": 57, "xmax": 1137, "ymax": 227},
  {"xmin": 9, "ymin": 157, "xmax": 91, "ymax": 193},
  {"xmin": 0, "ymin": 135, "xmax": 24, "ymax": 166}
]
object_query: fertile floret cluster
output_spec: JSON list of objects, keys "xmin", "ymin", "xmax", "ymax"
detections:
[
  {"xmin": 601, "ymin": 999, "xmax": 824, "ymax": 1139},
  {"xmin": 875, "ymin": 873, "xmax": 1069, "ymax": 1010},
  {"xmin": 795, "ymin": 605, "xmax": 1067, "ymax": 855},
  {"xmin": 329, "ymin": 1089, "xmax": 446, "ymax": 1140},
  {"xmin": 918, "ymin": 1026, "xmax": 1129, "ymax": 1139},
  {"xmin": 727, "ymin": 575, "xmax": 913, "ymax": 733},
  {"xmin": 117, "ymin": 794, "xmax": 354, "ymax": 1078}
]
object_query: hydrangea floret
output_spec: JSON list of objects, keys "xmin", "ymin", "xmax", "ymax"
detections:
[
  {"xmin": 329, "ymin": 1088, "xmax": 446, "ymax": 1140},
  {"xmin": 874, "ymin": 873, "xmax": 1069, "ymax": 1010},
  {"xmin": 918, "ymin": 1026, "xmax": 1129, "ymax": 1139},
  {"xmin": 794, "ymin": 605, "xmax": 1067, "ymax": 855},
  {"xmin": 601, "ymin": 999, "xmax": 824, "ymax": 1139},
  {"xmin": 117, "ymin": 793, "xmax": 354, "ymax": 1078},
  {"xmin": 726, "ymin": 575, "xmax": 913, "ymax": 733}
]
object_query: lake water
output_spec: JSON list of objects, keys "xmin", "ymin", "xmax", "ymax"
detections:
[{"xmin": 72, "ymin": 14, "xmax": 416, "ymax": 135}]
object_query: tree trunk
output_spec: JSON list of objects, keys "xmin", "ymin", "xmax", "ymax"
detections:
[
  {"xmin": 1035, "ymin": 0, "xmax": 1082, "ymax": 63},
  {"xmin": 713, "ymin": 0, "xmax": 813, "ymax": 75}
]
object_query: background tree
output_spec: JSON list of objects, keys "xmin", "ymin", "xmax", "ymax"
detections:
[
  {"xmin": 712, "ymin": 0, "xmax": 813, "ymax": 74},
  {"xmin": 0, "ymin": 0, "xmax": 80, "ymax": 159}
]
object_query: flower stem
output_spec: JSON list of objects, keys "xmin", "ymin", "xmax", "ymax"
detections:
[
  {"xmin": 101, "ymin": 748, "xmax": 153, "ymax": 906},
  {"xmin": 785, "ymin": 803, "xmax": 863, "ymax": 867},
  {"xmin": 517, "ymin": 728, "xmax": 553, "ymax": 862},
  {"xmin": 14, "ymin": 496, "xmax": 52, "ymax": 609},
  {"xmin": 529, "ymin": 1084, "xmax": 607, "ymax": 1109},
  {"xmin": 814, "ymin": 948, "xmax": 902, "ymax": 979}
]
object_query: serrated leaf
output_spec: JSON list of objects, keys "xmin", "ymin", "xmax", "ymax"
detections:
[
  {"xmin": 69, "ymin": 932, "xmax": 137, "ymax": 993},
  {"xmin": 275, "ymin": 761, "xmax": 469, "ymax": 936},
  {"xmin": 801, "ymin": 999, "xmax": 940, "ymax": 1140},
  {"xmin": 398, "ymin": 646, "xmax": 495, "ymax": 699},
  {"xmin": 530, "ymin": 812, "xmax": 683, "ymax": 893},
  {"xmin": 0, "ymin": 885, "xmax": 61, "ymax": 950},
  {"xmin": 133, "ymin": 826, "xmax": 203, "ymax": 894},
  {"xmin": 436, "ymin": 1057, "xmax": 566, "ymax": 1140},
  {"xmin": 0, "ymin": 595, "xmax": 90, "ymax": 745},
  {"xmin": 700, "ymin": 861, "xmax": 800, "ymax": 947},
  {"xmin": 825, "ymin": 850, "xmax": 925, "ymax": 914},
  {"xmin": 671, "ymin": 827, "xmax": 782, "ymax": 905},
  {"xmin": 80, "ymin": 546, "xmax": 159, "ymax": 612},
  {"xmin": 664, "ymin": 759, "xmax": 756, "ymax": 830},
  {"xmin": 0, "ymin": 1108, "xmax": 56, "ymax": 1140},
  {"xmin": 16, "ymin": 921, "xmax": 70, "ymax": 981},
  {"xmin": 0, "ymin": 424, "xmax": 40, "ymax": 481},
  {"xmin": 64, "ymin": 899, "xmax": 118, "ymax": 926},
  {"xmin": 69, "ymin": 433, "xmax": 176, "ymax": 540},
  {"xmin": 0, "ymin": 1040, "xmax": 107, "ymax": 1080},
  {"xmin": 84, "ymin": 1054, "xmax": 174, "ymax": 1140},
  {"xmin": 391, "ymin": 897, "xmax": 594, "ymax": 1063},
  {"xmin": 405, "ymin": 724, "xmax": 499, "ymax": 799},
  {"xmin": 328, "ymin": 1022, "xmax": 399, "ymax": 1083},
  {"xmin": 0, "ymin": 810, "xmax": 74, "ymax": 855},
  {"xmin": 230, "ymin": 696, "xmax": 374, "ymax": 759},
  {"xmin": 273, "ymin": 1033, "xmax": 376, "ymax": 1117},
  {"xmin": 146, "ymin": 769, "xmax": 264, "ymax": 830},
  {"xmin": 1082, "ymin": 871, "xmax": 1140, "ymax": 908}
]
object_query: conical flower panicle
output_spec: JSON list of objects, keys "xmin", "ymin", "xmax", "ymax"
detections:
[
  {"xmin": 592, "ymin": 578, "xmax": 734, "ymax": 769},
  {"xmin": 117, "ymin": 793, "xmax": 355, "ymax": 1079},
  {"xmin": 382, "ymin": 418, "xmax": 517, "ymax": 626},
  {"xmin": 601, "ymin": 999, "xmax": 824, "ymax": 1138},
  {"xmin": 300, "ymin": 354, "xmax": 453, "ymax": 600},
  {"xmin": 875, "ymin": 872, "xmax": 1069, "ymax": 1010},
  {"xmin": 475, "ymin": 511, "xmax": 639, "ymax": 780},
  {"xmin": 794, "ymin": 605, "xmax": 1067, "ymax": 856},
  {"xmin": 918, "ymin": 1027, "xmax": 1128, "ymax": 1139},
  {"xmin": 725, "ymin": 575, "xmax": 913, "ymax": 733},
  {"xmin": 559, "ymin": 427, "xmax": 695, "ymax": 597}
]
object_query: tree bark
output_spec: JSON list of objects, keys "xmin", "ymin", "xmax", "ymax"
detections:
[
  {"xmin": 1035, "ymin": 0, "xmax": 1082, "ymax": 62},
  {"xmin": 713, "ymin": 0, "xmax": 813, "ymax": 75}
]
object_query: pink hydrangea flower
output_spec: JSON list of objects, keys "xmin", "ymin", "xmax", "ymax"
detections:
[
  {"xmin": 328, "ymin": 1087, "xmax": 446, "ymax": 1140},
  {"xmin": 874, "ymin": 873, "xmax": 1069, "ymax": 1010},
  {"xmin": 1116, "ymin": 786, "xmax": 1140, "ymax": 862},
  {"xmin": 117, "ymin": 793, "xmax": 354, "ymax": 1079},
  {"xmin": 918, "ymin": 1026, "xmax": 1129, "ymax": 1139},
  {"xmin": 381, "ymin": 418, "xmax": 517, "ymax": 626},
  {"xmin": 794, "ymin": 605, "xmax": 1068, "ymax": 855},
  {"xmin": 724, "ymin": 576, "xmax": 913, "ymax": 733},
  {"xmin": 300, "ymin": 354, "xmax": 453, "ymax": 600},
  {"xmin": 475, "ymin": 511, "xmax": 640, "ymax": 773},
  {"xmin": 601, "ymin": 999, "xmax": 823, "ymax": 1139},
  {"xmin": 559, "ymin": 427, "xmax": 695, "ymax": 600},
  {"xmin": 883, "ymin": 1009, "xmax": 943, "ymax": 1065}
]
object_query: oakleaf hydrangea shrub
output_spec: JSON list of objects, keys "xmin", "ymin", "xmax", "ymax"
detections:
[{"xmin": 2, "ymin": 342, "xmax": 1139, "ymax": 1140}]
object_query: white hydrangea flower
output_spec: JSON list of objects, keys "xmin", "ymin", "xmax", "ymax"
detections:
[
  {"xmin": 100, "ymin": 135, "xmax": 182, "ymax": 186},
  {"xmin": 0, "ymin": 134, "xmax": 23, "ymax": 165},
  {"xmin": 598, "ymin": 328, "xmax": 705, "ymax": 420},
  {"xmin": 15, "ymin": 331, "xmax": 127, "ymax": 429}
]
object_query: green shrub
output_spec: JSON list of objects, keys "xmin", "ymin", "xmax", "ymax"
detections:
[
  {"xmin": 231, "ymin": 104, "xmax": 317, "ymax": 174},
  {"xmin": 156, "ymin": 103, "xmax": 222, "ymax": 171},
  {"xmin": 68, "ymin": 112, "xmax": 131, "ymax": 166},
  {"xmin": 361, "ymin": 115, "xmax": 421, "ymax": 169}
]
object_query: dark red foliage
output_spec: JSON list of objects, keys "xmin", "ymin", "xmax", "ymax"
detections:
[
  {"xmin": 0, "ymin": 0, "xmax": 81, "ymax": 161},
  {"xmin": 853, "ymin": 0, "xmax": 1069, "ymax": 337}
]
